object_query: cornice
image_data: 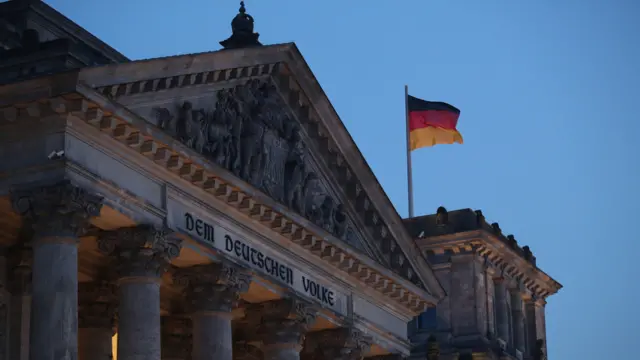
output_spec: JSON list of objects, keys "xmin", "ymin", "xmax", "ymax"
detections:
[{"xmin": 415, "ymin": 230, "xmax": 561, "ymax": 300}]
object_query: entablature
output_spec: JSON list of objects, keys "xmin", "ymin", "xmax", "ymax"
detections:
[
  {"xmin": 0, "ymin": 89, "xmax": 435, "ymax": 316},
  {"xmin": 415, "ymin": 230, "xmax": 561, "ymax": 300}
]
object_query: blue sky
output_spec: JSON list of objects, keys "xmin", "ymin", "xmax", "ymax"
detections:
[{"xmin": 45, "ymin": 0, "xmax": 639, "ymax": 358}]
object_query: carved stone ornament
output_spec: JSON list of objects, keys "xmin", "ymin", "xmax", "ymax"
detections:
[
  {"xmin": 245, "ymin": 298, "xmax": 318, "ymax": 346},
  {"xmin": 173, "ymin": 262, "xmax": 251, "ymax": 313},
  {"xmin": 78, "ymin": 281, "xmax": 118, "ymax": 330},
  {"xmin": 11, "ymin": 181, "xmax": 103, "ymax": 238},
  {"xmin": 98, "ymin": 225, "xmax": 182, "ymax": 279},
  {"xmin": 303, "ymin": 328, "xmax": 373, "ymax": 360},
  {"xmin": 152, "ymin": 79, "xmax": 349, "ymax": 240},
  {"xmin": 219, "ymin": 1, "xmax": 262, "ymax": 49}
]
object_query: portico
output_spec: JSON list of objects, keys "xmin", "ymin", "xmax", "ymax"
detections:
[{"xmin": 0, "ymin": 4, "xmax": 446, "ymax": 359}]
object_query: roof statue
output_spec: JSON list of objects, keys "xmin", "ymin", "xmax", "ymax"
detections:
[{"xmin": 219, "ymin": 1, "xmax": 263, "ymax": 49}]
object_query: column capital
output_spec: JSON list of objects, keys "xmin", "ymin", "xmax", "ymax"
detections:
[
  {"xmin": 78, "ymin": 281, "xmax": 118, "ymax": 331},
  {"xmin": 161, "ymin": 316, "xmax": 192, "ymax": 359},
  {"xmin": 98, "ymin": 225, "xmax": 182, "ymax": 280},
  {"xmin": 11, "ymin": 181, "xmax": 103, "ymax": 239},
  {"xmin": 303, "ymin": 327, "xmax": 372, "ymax": 360},
  {"xmin": 174, "ymin": 262, "xmax": 251, "ymax": 313},
  {"xmin": 247, "ymin": 298, "xmax": 318, "ymax": 347}
]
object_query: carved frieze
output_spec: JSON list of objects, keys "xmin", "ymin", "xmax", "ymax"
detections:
[{"xmin": 152, "ymin": 79, "xmax": 353, "ymax": 243}]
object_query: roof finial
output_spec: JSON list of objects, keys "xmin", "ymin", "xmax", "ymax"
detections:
[{"xmin": 219, "ymin": 1, "xmax": 263, "ymax": 50}]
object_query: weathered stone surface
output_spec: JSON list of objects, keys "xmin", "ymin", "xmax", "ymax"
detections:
[
  {"xmin": 246, "ymin": 298, "xmax": 317, "ymax": 348},
  {"xmin": 117, "ymin": 281, "xmax": 161, "ymax": 360},
  {"xmin": 303, "ymin": 327, "xmax": 372, "ymax": 360},
  {"xmin": 151, "ymin": 79, "xmax": 357, "ymax": 247},
  {"xmin": 9, "ymin": 182, "xmax": 103, "ymax": 360},
  {"xmin": 29, "ymin": 240, "xmax": 79, "ymax": 360},
  {"xmin": 173, "ymin": 262, "xmax": 251, "ymax": 313},
  {"xmin": 98, "ymin": 225, "xmax": 182, "ymax": 279},
  {"xmin": 11, "ymin": 180, "xmax": 103, "ymax": 238},
  {"xmin": 174, "ymin": 262, "xmax": 250, "ymax": 360}
]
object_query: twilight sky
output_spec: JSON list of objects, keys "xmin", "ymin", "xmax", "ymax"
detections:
[{"xmin": 42, "ymin": 0, "xmax": 640, "ymax": 358}]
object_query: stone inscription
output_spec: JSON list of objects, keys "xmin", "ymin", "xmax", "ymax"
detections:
[
  {"xmin": 223, "ymin": 232, "xmax": 294, "ymax": 286},
  {"xmin": 178, "ymin": 210, "xmax": 346, "ymax": 313}
]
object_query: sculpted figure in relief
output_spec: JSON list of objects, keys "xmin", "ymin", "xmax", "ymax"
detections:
[{"xmin": 153, "ymin": 79, "xmax": 352, "ymax": 241}]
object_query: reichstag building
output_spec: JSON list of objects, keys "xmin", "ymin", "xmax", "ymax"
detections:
[{"xmin": 0, "ymin": 1, "xmax": 561, "ymax": 360}]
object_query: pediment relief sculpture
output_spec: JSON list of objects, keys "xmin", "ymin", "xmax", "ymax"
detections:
[{"xmin": 152, "ymin": 79, "xmax": 352, "ymax": 243}]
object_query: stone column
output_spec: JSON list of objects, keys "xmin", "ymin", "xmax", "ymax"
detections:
[
  {"xmin": 484, "ymin": 267, "xmax": 496, "ymax": 339},
  {"xmin": 7, "ymin": 245, "xmax": 32, "ymax": 360},
  {"xmin": 174, "ymin": 262, "xmax": 251, "ymax": 360},
  {"xmin": 493, "ymin": 277, "xmax": 509, "ymax": 344},
  {"xmin": 524, "ymin": 298, "xmax": 535, "ymax": 357},
  {"xmin": 534, "ymin": 299, "xmax": 547, "ymax": 359},
  {"xmin": 248, "ymin": 299, "xmax": 318, "ymax": 360},
  {"xmin": 12, "ymin": 181, "xmax": 103, "ymax": 360},
  {"xmin": 302, "ymin": 327, "xmax": 372, "ymax": 360},
  {"xmin": 78, "ymin": 281, "xmax": 117, "ymax": 360},
  {"xmin": 510, "ymin": 290, "xmax": 526, "ymax": 355},
  {"xmin": 98, "ymin": 225, "xmax": 183, "ymax": 360},
  {"xmin": 161, "ymin": 316, "xmax": 191, "ymax": 360}
]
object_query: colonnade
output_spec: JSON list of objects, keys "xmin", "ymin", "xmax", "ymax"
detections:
[
  {"xmin": 7, "ymin": 181, "xmax": 389, "ymax": 360},
  {"xmin": 492, "ymin": 277, "xmax": 546, "ymax": 358}
]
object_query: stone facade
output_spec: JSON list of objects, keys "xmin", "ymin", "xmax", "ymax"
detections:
[
  {"xmin": 405, "ymin": 208, "xmax": 561, "ymax": 360},
  {"xmin": 0, "ymin": 1, "xmax": 560, "ymax": 360}
]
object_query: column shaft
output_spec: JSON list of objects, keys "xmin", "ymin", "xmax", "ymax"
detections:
[
  {"xmin": 99, "ymin": 225, "xmax": 182, "ymax": 360},
  {"xmin": 174, "ymin": 263, "xmax": 251, "ymax": 360},
  {"xmin": 12, "ymin": 181, "xmax": 104, "ymax": 360},
  {"xmin": 192, "ymin": 313, "xmax": 232, "ymax": 360},
  {"xmin": 510, "ymin": 291, "xmax": 525, "ymax": 353},
  {"xmin": 8, "ymin": 245, "xmax": 32, "ymax": 360},
  {"xmin": 117, "ymin": 280, "xmax": 161, "ymax": 360},
  {"xmin": 493, "ymin": 279, "xmax": 509, "ymax": 344},
  {"xmin": 29, "ymin": 239, "xmax": 79, "ymax": 360},
  {"xmin": 525, "ymin": 300, "xmax": 537, "ymax": 357}
]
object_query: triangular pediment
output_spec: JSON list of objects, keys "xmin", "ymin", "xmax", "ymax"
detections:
[{"xmin": 77, "ymin": 44, "xmax": 445, "ymax": 301}]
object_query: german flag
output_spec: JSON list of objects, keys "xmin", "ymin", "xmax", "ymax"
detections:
[{"xmin": 408, "ymin": 95, "xmax": 463, "ymax": 151}]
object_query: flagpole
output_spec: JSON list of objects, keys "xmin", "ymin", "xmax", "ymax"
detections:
[{"xmin": 405, "ymin": 85, "xmax": 415, "ymax": 218}]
